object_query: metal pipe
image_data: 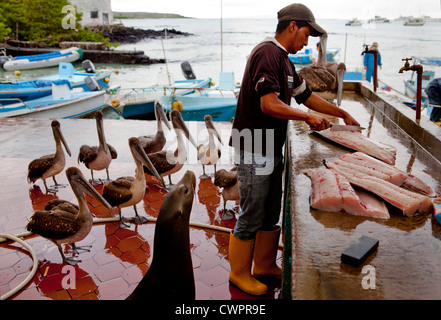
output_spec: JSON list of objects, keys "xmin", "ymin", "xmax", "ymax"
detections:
[
  {"xmin": 398, "ymin": 58, "xmax": 424, "ymax": 122},
  {"xmin": 361, "ymin": 45, "xmax": 378, "ymax": 92}
]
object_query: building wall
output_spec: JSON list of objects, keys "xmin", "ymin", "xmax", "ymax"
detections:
[{"xmin": 69, "ymin": 0, "xmax": 114, "ymax": 26}]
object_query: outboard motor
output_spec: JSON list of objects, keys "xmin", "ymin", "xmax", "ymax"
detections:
[
  {"xmin": 82, "ymin": 59, "xmax": 96, "ymax": 74},
  {"xmin": 0, "ymin": 56, "xmax": 9, "ymax": 70},
  {"xmin": 181, "ymin": 61, "xmax": 196, "ymax": 80},
  {"xmin": 84, "ymin": 76, "xmax": 101, "ymax": 91}
]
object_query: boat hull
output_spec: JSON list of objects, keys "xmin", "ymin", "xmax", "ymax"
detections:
[
  {"xmin": 2, "ymin": 47, "xmax": 83, "ymax": 71},
  {"xmin": 161, "ymin": 94, "xmax": 237, "ymax": 122},
  {"xmin": 0, "ymin": 91, "xmax": 105, "ymax": 119}
]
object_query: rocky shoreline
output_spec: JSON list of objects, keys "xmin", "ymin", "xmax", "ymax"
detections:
[{"xmin": 92, "ymin": 25, "xmax": 193, "ymax": 44}]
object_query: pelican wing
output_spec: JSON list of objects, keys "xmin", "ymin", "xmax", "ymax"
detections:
[
  {"xmin": 27, "ymin": 154, "xmax": 55, "ymax": 183},
  {"xmin": 26, "ymin": 210, "xmax": 80, "ymax": 240},
  {"xmin": 144, "ymin": 151, "xmax": 175, "ymax": 175},
  {"xmin": 107, "ymin": 144, "xmax": 118, "ymax": 159},
  {"xmin": 44, "ymin": 199, "xmax": 79, "ymax": 217},
  {"xmin": 103, "ymin": 177, "xmax": 134, "ymax": 207},
  {"xmin": 78, "ymin": 145, "xmax": 98, "ymax": 167},
  {"xmin": 214, "ymin": 169, "xmax": 238, "ymax": 188}
]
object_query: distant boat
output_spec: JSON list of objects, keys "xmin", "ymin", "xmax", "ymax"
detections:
[
  {"xmin": 416, "ymin": 57, "xmax": 441, "ymax": 66},
  {"xmin": 368, "ymin": 16, "xmax": 390, "ymax": 23},
  {"xmin": 0, "ymin": 83, "xmax": 106, "ymax": 119},
  {"xmin": 0, "ymin": 47, "xmax": 83, "ymax": 71},
  {"xmin": 0, "ymin": 62, "xmax": 111, "ymax": 104},
  {"xmin": 288, "ymin": 48, "xmax": 340, "ymax": 65},
  {"xmin": 345, "ymin": 19, "xmax": 362, "ymax": 26},
  {"xmin": 404, "ymin": 18, "xmax": 425, "ymax": 26}
]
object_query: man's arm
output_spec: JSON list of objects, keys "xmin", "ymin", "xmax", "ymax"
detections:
[
  {"xmin": 260, "ymin": 92, "xmax": 329, "ymax": 130},
  {"xmin": 303, "ymin": 93, "xmax": 360, "ymax": 126}
]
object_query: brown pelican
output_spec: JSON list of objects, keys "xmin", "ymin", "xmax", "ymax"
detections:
[
  {"xmin": 197, "ymin": 115, "xmax": 223, "ymax": 178},
  {"xmin": 214, "ymin": 166, "xmax": 239, "ymax": 220},
  {"xmin": 102, "ymin": 137, "xmax": 164, "ymax": 228},
  {"xmin": 78, "ymin": 110, "xmax": 117, "ymax": 184},
  {"xmin": 27, "ymin": 120, "xmax": 71, "ymax": 193},
  {"xmin": 26, "ymin": 167, "xmax": 113, "ymax": 265},
  {"xmin": 138, "ymin": 100, "xmax": 171, "ymax": 154},
  {"xmin": 143, "ymin": 109, "xmax": 197, "ymax": 186},
  {"xmin": 298, "ymin": 33, "xmax": 346, "ymax": 106}
]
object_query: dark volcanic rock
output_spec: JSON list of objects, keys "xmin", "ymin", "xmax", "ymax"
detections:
[{"xmin": 92, "ymin": 25, "xmax": 193, "ymax": 44}]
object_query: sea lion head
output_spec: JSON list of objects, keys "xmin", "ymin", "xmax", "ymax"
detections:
[{"xmin": 157, "ymin": 170, "xmax": 196, "ymax": 226}]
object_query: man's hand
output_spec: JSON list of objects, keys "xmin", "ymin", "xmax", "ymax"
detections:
[{"xmin": 306, "ymin": 114, "xmax": 330, "ymax": 131}]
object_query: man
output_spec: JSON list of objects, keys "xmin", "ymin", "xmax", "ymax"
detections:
[
  {"xmin": 364, "ymin": 42, "xmax": 382, "ymax": 85},
  {"xmin": 425, "ymin": 78, "xmax": 441, "ymax": 122},
  {"xmin": 228, "ymin": 3, "xmax": 360, "ymax": 296}
]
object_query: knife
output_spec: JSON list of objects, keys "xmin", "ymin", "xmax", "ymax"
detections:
[{"xmin": 330, "ymin": 124, "xmax": 365, "ymax": 131}]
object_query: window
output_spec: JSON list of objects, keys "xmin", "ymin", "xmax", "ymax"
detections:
[{"xmin": 90, "ymin": 11, "xmax": 98, "ymax": 19}]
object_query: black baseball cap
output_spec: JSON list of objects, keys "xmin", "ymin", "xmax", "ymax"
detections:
[{"xmin": 277, "ymin": 3, "xmax": 326, "ymax": 37}]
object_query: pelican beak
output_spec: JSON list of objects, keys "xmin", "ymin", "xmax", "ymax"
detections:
[
  {"xmin": 171, "ymin": 110, "xmax": 197, "ymax": 149},
  {"xmin": 96, "ymin": 112, "xmax": 108, "ymax": 154},
  {"xmin": 132, "ymin": 139, "xmax": 165, "ymax": 187},
  {"xmin": 155, "ymin": 100, "xmax": 171, "ymax": 130},
  {"xmin": 67, "ymin": 167, "xmax": 113, "ymax": 211},
  {"xmin": 55, "ymin": 124, "xmax": 71, "ymax": 157},
  {"xmin": 206, "ymin": 116, "xmax": 223, "ymax": 145},
  {"xmin": 337, "ymin": 66, "xmax": 346, "ymax": 107}
]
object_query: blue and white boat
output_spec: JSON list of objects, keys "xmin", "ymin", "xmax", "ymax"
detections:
[
  {"xmin": 161, "ymin": 72, "xmax": 238, "ymax": 122},
  {"xmin": 0, "ymin": 83, "xmax": 106, "ymax": 119},
  {"xmin": 415, "ymin": 57, "xmax": 441, "ymax": 66},
  {"xmin": 288, "ymin": 48, "xmax": 340, "ymax": 65},
  {"xmin": 0, "ymin": 47, "xmax": 83, "ymax": 71},
  {"xmin": 111, "ymin": 77, "xmax": 212, "ymax": 120},
  {"xmin": 0, "ymin": 62, "xmax": 111, "ymax": 104}
]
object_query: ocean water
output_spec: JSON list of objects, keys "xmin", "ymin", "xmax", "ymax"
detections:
[
  {"xmin": 108, "ymin": 18, "xmax": 441, "ymax": 94},
  {"xmin": 2, "ymin": 18, "xmax": 440, "ymax": 97}
]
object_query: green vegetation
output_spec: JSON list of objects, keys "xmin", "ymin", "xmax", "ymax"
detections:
[
  {"xmin": 113, "ymin": 12, "xmax": 190, "ymax": 19},
  {"xmin": 0, "ymin": 0, "xmax": 116, "ymax": 47}
]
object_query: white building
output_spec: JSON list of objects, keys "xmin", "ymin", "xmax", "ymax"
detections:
[{"xmin": 69, "ymin": 0, "xmax": 114, "ymax": 26}]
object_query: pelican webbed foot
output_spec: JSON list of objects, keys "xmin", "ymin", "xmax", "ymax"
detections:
[{"xmin": 67, "ymin": 243, "xmax": 92, "ymax": 254}]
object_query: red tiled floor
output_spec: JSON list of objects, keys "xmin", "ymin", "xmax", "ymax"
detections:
[{"xmin": 0, "ymin": 119, "xmax": 283, "ymax": 301}]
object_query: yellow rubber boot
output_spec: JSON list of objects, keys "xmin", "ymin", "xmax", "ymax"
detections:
[
  {"xmin": 228, "ymin": 232, "xmax": 268, "ymax": 295},
  {"xmin": 252, "ymin": 227, "xmax": 282, "ymax": 278}
]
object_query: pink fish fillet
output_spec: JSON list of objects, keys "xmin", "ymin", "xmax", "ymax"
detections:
[
  {"xmin": 305, "ymin": 168, "xmax": 343, "ymax": 212},
  {"xmin": 339, "ymin": 152, "xmax": 407, "ymax": 186},
  {"xmin": 326, "ymin": 162, "xmax": 432, "ymax": 216},
  {"xmin": 319, "ymin": 129, "xmax": 396, "ymax": 165},
  {"xmin": 355, "ymin": 189, "xmax": 390, "ymax": 219},
  {"xmin": 340, "ymin": 152, "xmax": 435, "ymax": 196},
  {"xmin": 334, "ymin": 171, "xmax": 369, "ymax": 216}
]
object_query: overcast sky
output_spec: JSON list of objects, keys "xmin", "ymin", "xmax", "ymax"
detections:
[{"xmin": 111, "ymin": 0, "xmax": 441, "ymax": 19}]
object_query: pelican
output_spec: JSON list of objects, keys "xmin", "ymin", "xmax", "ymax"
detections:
[
  {"xmin": 214, "ymin": 166, "xmax": 239, "ymax": 220},
  {"xmin": 138, "ymin": 100, "xmax": 171, "ymax": 154},
  {"xmin": 298, "ymin": 33, "xmax": 346, "ymax": 106},
  {"xmin": 102, "ymin": 137, "xmax": 164, "ymax": 228},
  {"xmin": 27, "ymin": 120, "xmax": 71, "ymax": 193},
  {"xmin": 26, "ymin": 167, "xmax": 113, "ymax": 265},
  {"xmin": 197, "ymin": 115, "xmax": 223, "ymax": 178},
  {"xmin": 78, "ymin": 110, "xmax": 117, "ymax": 184},
  {"xmin": 143, "ymin": 109, "xmax": 197, "ymax": 186}
]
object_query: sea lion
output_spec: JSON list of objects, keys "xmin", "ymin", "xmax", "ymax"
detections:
[{"xmin": 126, "ymin": 170, "xmax": 196, "ymax": 300}]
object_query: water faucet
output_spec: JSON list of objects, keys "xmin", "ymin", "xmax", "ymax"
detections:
[
  {"xmin": 399, "ymin": 57, "xmax": 424, "ymax": 122},
  {"xmin": 399, "ymin": 58, "xmax": 415, "ymax": 73}
]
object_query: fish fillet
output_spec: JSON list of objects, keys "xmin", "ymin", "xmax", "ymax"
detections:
[
  {"xmin": 305, "ymin": 168, "xmax": 387, "ymax": 218},
  {"xmin": 355, "ymin": 189, "xmax": 390, "ymax": 219},
  {"xmin": 325, "ymin": 161, "xmax": 432, "ymax": 216},
  {"xmin": 318, "ymin": 129, "xmax": 396, "ymax": 165},
  {"xmin": 340, "ymin": 152, "xmax": 435, "ymax": 196},
  {"xmin": 339, "ymin": 152, "xmax": 406, "ymax": 186},
  {"xmin": 305, "ymin": 168, "xmax": 342, "ymax": 213}
]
